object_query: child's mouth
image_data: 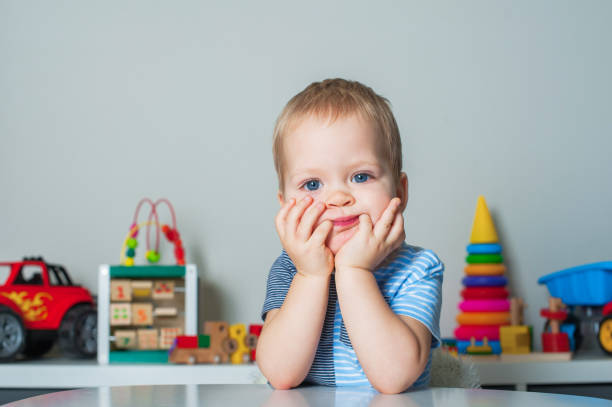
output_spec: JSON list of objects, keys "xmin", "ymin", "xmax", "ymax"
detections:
[{"xmin": 332, "ymin": 215, "xmax": 359, "ymax": 228}]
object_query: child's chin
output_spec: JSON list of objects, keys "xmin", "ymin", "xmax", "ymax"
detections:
[{"xmin": 327, "ymin": 227, "xmax": 358, "ymax": 255}]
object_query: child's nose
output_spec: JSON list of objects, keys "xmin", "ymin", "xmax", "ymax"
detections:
[{"xmin": 325, "ymin": 190, "xmax": 355, "ymax": 208}]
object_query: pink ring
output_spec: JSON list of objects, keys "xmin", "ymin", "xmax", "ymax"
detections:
[
  {"xmin": 454, "ymin": 325, "xmax": 501, "ymax": 340},
  {"xmin": 459, "ymin": 299, "xmax": 510, "ymax": 312}
]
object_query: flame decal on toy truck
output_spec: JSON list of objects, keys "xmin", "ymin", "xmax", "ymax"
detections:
[{"xmin": 1, "ymin": 291, "xmax": 53, "ymax": 321}]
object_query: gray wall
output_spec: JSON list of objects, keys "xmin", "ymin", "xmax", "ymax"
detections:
[{"xmin": 2, "ymin": 1, "xmax": 611, "ymax": 348}]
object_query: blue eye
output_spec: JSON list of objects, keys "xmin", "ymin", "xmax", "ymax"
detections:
[
  {"xmin": 352, "ymin": 173, "xmax": 370, "ymax": 183},
  {"xmin": 303, "ymin": 180, "xmax": 321, "ymax": 191}
]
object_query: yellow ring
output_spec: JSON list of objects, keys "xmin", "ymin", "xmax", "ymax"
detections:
[
  {"xmin": 464, "ymin": 264, "xmax": 507, "ymax": 276},
  {"xmin": 456, "ymin": 312, "xmax": 510, "ymax": 325}
]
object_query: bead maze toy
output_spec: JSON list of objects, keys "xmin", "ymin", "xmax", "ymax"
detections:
[{"xmin": 97, "ymin": 198, "xmax": 198, "ymax": 364}]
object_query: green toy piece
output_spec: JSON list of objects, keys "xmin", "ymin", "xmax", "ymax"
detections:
[{"xmin": 466, "ymin": 253, "xmax": 503, "ymax": 264}]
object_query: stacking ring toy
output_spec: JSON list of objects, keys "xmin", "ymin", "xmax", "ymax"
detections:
[
  {"xmin": 454, "ymin": 325, "xmax": 501, "ymax": 340},
  {"xmin": 466, "ymin": 254, "xmax": 503, "ymax": 264},
  {"xmin": 462, "ymin": 276, "xmax": 507, "ymax": 287},
  {"xmin": 464, "ymin": 264, "xmax": 506, "ymax": 276},
  {"xmin": 466, "ymin": 243, "xmax": 502, "ymax": 255},
  {"xmin": 461, "ymin": 286, "xmax": 509, "ymax": 299},
  {"xmin": 459, "ymin": 299, "xmax": 510, "ymax": 312},
  {"xmin": 456, "ymin": 312, "xmax": 511, "ymax": 325},
  {"xmin": 457, "ymin": 340, "xmax": 502, "ymax": 354}
]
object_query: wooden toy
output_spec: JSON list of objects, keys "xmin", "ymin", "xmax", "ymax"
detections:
[
  {"xmin": 159, "ymin": 327, "xmax": 182, "ymax": 349},
  {"xmin": 131, "ymin": 303, "xmax": 153, "ymax": 326},
  {"xmin": 137, "ymin": 329, "xmax": 158, "ymax": 349},
  {"xmin": 152, "ymin": 281, "xmax": 175, "ymax": 300},
  {"xmin": 111, "ymin": 279, "xmax": 132, "ymax": 301},
  {"xmin": 153, "ymin": 307, "xmax": 177, "ymax": 317},
  {"xmin": 204, "ymin": 321, "xmax": 237, "ymax": 364},
  {"xmin": 248, "ymin": 324, "xmax": 263, "ymax": 361},
  {"xmin": 110, "ymin": 303, "xmax": 131, "ymax": 326},
  {"xmin": 541, "ymin": 297, "xmax": 570, "ymax": 352},
  {"xmin": 229, "ymin": 324, "xmax": 250, "ymax": 364},
  {"xmin": 114, "ymin": 330, "xmax": 137, "ymax": 349},
  {"xmin": 131, "ymin": 280, "xmax": 152, "ymax": 298},
  {"xmin": 457, "ymin": 338, "xmax": 501, "ymax": 354}
]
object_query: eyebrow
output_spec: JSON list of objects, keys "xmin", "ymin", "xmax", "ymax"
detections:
[{"xmin": 288, "ymin": 161, "xmax": 383, "ymax": 184}]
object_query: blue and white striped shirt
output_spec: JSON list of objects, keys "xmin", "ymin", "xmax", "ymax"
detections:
[{"xmin": 261, "ymin": 242, "xmax": 444, "ymax": 389}]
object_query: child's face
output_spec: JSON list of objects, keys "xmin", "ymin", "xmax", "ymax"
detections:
[{"xmin": 279, "ymin": 113, "xmax": 407, "ymax": 254}]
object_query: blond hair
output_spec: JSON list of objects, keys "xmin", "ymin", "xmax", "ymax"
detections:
[{"xmin": 272, "ymin": 78, "xmax": 402, "ymax": 191}]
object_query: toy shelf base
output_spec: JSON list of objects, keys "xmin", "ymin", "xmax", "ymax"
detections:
[{"xmin": 97, "ymin": 264, "xmax": 198, "ymax": 365}]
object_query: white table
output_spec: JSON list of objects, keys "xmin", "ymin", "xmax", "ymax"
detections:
[{"xmin": 5, "ymin": 385, "xmax": 611, "ymax": 407}]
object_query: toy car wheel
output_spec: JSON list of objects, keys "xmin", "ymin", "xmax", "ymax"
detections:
[
  {"xmin": 58, "ymin": 305, "xmax": 97, "ymax": 358},
  {"xmin": 598, "ymin": 316, "xmax": 612, "ymax": 355},
  {"xmin": 23, "ymin": 331, "xmax": 56, "ymax": 358},
  {"xmin": 0, "ymin": 306, "xmax": 26, "ymax": 362}
]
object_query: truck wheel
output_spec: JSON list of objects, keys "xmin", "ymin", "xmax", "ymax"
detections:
[
  {"xmin": 58, "ymin": 305, "xmax": 97, "ymax": 358},
  {"xmin": 598, "ymin": 316, "xmax": 612, "ymax": 355},
  {"xmin": 23, "ymin": 331, "xmax": 56, "ymax": 358},
  {"xmin": 0, "ymin": 306, "xmax": 25, "ymax": 362}
]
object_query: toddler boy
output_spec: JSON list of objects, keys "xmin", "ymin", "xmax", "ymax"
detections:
[{"xmin": 256, "ymin": 79, "xmax": 443, "ymax": 394}]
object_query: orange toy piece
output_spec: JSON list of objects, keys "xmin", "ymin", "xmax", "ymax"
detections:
[
  {"xmin": 456, "ymin": 311, "xmax": 511, "ymax": 326},
  {"xmin": 464, "ymin": 264, "xmax": 506, "ymax": 276}
]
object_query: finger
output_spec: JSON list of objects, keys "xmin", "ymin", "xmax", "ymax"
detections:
[
  {"xmin": 286, "ymin": 196, "xmax": 313, "ymax": 235},
  {"xmin": 297, "ymin": 201, "xmax": 325, "ymax": 240},
  {"xmin": 310, "ymin": 219, "xmax": 333, "ymax": 245},
  {"xmin": 374, "ymin": 198, "xmax": 400, "ymax": 240},
  {"xmin": 386, "ymin": 212, "xmax": 405, "ymax": 246},
  {"xmin": 358, "ymin": 213, "xmax": 373, "ymax": 235},
  {"xmin": 275, "ymin": 198, "xmax": 296, "ymax": 237}
]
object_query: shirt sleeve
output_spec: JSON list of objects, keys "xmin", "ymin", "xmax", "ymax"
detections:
[
  {"xmin": 261, "ymin": 251, "xmax": 297, "ymax": 321},
  {"xmin": 389, "ymin": 249, "xmax": 444, "ymax": 348}
]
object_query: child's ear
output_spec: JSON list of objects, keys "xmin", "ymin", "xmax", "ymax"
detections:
[
  {"xmin": 396, "ymin": 173, "xmax": 408, "ymax": 212},
  {"xmin": 277, "ymin": 191, "xmax": 285, "ymax": 207}
]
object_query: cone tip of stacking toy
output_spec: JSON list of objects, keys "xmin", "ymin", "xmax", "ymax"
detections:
[{"xmin": 470, "ymin": 195, "xmax": 499, "ymax": 244}]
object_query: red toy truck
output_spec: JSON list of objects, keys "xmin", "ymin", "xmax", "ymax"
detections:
[{"xmin": 0, "ymin": 257, "xmax": 97, "ymax": 361}]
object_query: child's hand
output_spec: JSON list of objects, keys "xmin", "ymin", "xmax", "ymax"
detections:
[
  {"xmin": 275, "ymin": 196, "xmax": 334, "ymax": 278},
  {"xmin": 334, "ymin": 197, "xmax": 405, "ymax": 272}
]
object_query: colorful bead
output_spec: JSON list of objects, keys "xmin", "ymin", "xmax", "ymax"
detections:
[
  {"xmin": 126, "ymin": 248, "xmax": 136, "ymax": 258},
  {"xmin": 130, "ymin": 223, "xmax": 139, "ymax": 238},
  {"xmin": 146, "ymin": 250, "xmax": 160, "ymax": 263},
  {"xmin": 125, "ymin": 257, "xmax": 134, "ymax": 266},
  {"xmin": 127, "ymin": 238, "xmax": 138, "ymax": 249}
]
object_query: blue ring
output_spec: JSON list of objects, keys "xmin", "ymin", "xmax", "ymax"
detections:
[
  {"xmin": 462, "ymin": 275, "xmax": 507, "ymax": 287},
  {"xmin": 466, "ymin": 243, "xmax": 502, "ymax": 254}
]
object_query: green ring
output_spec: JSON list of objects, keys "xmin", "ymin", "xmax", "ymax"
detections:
[{"xmin": 466, "ymin": 254, "xmax": 503, "ymax": 264}]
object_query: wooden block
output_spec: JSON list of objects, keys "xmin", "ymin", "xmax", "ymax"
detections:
[
  {"xmin": 132, "ymin": 303, "xmax": 153, "ymax": 326},
  {"xmin": 111, "ymin": 279, "xmax": 132, "ymax": 302},
  {"xmin": 203, "ymin": 321, "xmax": 233, "ymax": 364},
  {"xmin": 152, "ymin": 281, "xmax": 175, "ymax": 300},
  {"xmin": 137, "ymin": 329, "xmax": 158, "ymax": 350},
  {"xmin": 229, "ymin": 323, "xmax": 250, "ymax": 364},
  {"xmin": 110, "ymin": 303, "xmax": 131, "ymax": 326},
  {"xmin": 131, "ymin": 280, "xmax": 153, "ymax": 298},
  {"xmin": 198, "ymin": 335, "xmax": 210, "ymax": 348},
  {"xmin": 159, "ymin": 327, "xmax": 182, "ymax": 350},
  {"xmin": 114, "ymin": 330, "xmax": 137, "ymax": 349},
  {"xmin": 500, "ymin": 325, "xmax": 531, "ymax": 354},
  {"xmin": 169, "ymin": 348, "xmax": 220, "ymax": 364},
  {"xmin": 153, "ymin": 307, "xmax": 177, "ymax": 317},
  {"xmin": 176, "ymin": 336, "xmax": 198, "ymax": 348}
]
